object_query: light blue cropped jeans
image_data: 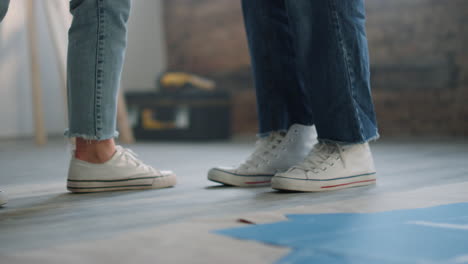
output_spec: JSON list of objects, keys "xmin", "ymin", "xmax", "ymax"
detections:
[{"xmin": 0, "ymin": 0, "xmax": 131, "ymax": 140}]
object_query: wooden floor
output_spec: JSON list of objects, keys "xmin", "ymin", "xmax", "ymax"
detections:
[{"xmin": 0, "ymin": 137, "xmax": 467, "ymax": 263}]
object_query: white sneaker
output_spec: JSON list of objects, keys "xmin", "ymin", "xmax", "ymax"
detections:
[
  {"xmin": 0, "ymin": 190, "xmax": 7, "ymax": 206},
  {"xmin": 208, "ymin": 124, "xmax": 317, "ymax": 187},
  {"xmin": 67, "ymin": 146, "xmax": 177, "ymax": 193},
  {"xmin": 272, "ymin": 142, "xmax": 377, "ymax": 192}
]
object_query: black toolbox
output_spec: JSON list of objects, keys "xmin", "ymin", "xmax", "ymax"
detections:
[{"xmin": 125, "ymin": 91, "xmax": 231, "ymax": 141}]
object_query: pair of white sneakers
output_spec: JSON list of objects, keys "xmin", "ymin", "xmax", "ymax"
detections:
[
  {"xmin": 67, "ymin": 124, "xmax": 376, "ymax": 193},
  {"xmin": 208, "ymin": 124, "xmax": 377, "ymax": 191},
  {"xmin": 0, "ymin": 124, "xmax": 376, "ymax": 206}
]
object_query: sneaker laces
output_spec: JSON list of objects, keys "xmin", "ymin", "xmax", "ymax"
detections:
[
  {"xmin": 117, "ymin": 146, "xmax": 154, "ymax": 172},
  {"xmin": 240, "ymin": 132, "xmax": 286, "ymax": 169},
  {"xmin": 294, "ymin": 142, "xmax": 345, "ymax": 173}
]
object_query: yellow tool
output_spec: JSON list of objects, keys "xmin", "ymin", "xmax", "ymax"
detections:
[{"xmin": 159, "ymin": 72, "xmax": 216, "ymax": 92}]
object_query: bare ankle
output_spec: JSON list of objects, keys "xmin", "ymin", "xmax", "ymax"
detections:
[{"xmin": 75, "ymin": 138, "xmax": 116, "ymax": 164}]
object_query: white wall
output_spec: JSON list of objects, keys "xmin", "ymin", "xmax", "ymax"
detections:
[
  {"xmin": 0, "ymin": 1, "xmax": 63, "ymax": 138},
  {"xmin": 122, "ymin": 0, "xmax": 167, "ymax": 92},
  {"xmin": 0, "ymin": 0, "xmax": 166, "ymax": 139}
]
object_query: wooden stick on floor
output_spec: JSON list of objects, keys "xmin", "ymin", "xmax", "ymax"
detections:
[
  {"xmin": 26, "ymin": 0, "xmax": 47, "ymax": 145},
  {"xmin": 117, "ymin": 91, "xmax": 135, "ymax": 144},
  {"xmin": 43, "ymin": 0, "xmax": 71, "ymax": 124}
]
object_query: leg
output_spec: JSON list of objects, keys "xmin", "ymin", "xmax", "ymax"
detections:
[
  {"xmin": 241, "ymin": 0, "xmax": 314, "ymax": 135},
  {"xmin": 65, "ymin": 0, "xmax": 176, "ymax": 192},
  {"xmin": 207, "ymin": 0, "xmax": 318, "ymax": 187},
  {"xmin": 285, "ymin": 0, "xmax": 378, "ymax": 143},
  {"xmin": 67, "ymin": 0, "xmax": 131, "ymax": 162},
  {"xmin": 272, "ymin": 0, "xmax": 378, "ymax": 191}
]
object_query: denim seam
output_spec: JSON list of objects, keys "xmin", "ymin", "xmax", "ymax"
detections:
[
  {"xmin": 94, "ymin": 0, "xmax": 105, "ymax": 139},
  {"xmin": 284, "ymin": 1, "xmax": 307, "ymax": 129},
  {"xmin": 283, "ymin": 3, "xmax": 294, "ymax": 129},
  {"xmin": 329, "ymin": 0, "xmax": 365, "ymax": 141}
]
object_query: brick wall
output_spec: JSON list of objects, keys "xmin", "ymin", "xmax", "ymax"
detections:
[
  {"xmin": 367, "ymin": 0, "xmax": 468, "ymax": 136},
  {"xmin": 163, "ymin": 0, "xmax": 468, "ymax": 136}
]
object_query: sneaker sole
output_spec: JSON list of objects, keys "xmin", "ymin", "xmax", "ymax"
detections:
[
  {"xmin": 208, "ymin": 168, "xmax": 273, "ymax": 187},
  {"xmin": 67, "ymin": 173, "xmax": 177, "ymax": 193},
  {"xmin": 271, "ymin": 172, "xmax": 377, "ymax": 192}
]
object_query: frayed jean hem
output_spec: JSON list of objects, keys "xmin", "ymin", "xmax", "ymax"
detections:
[
  {"xmin": 257, "ymin": 122, "xmax": 315, "ymax": 138},
  {"xmin": 257, "ymin": 130, "xmax": 289, "ymax": 138},
  {"xmin": 64, "ymin": 130, "xmax": 119, "ymax": 141},
  {"xmin": 318, "ymin": 133, "xmax": 380, "ymax": 146}
]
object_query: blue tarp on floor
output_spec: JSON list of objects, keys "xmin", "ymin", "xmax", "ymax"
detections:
[{"xmin": 217, "ymin": 203, "xmax": 468, "ymax": 264}]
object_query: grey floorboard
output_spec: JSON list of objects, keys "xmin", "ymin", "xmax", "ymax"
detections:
[{"xmin": 0, "ymin": 137, "xmax": 467, "ymax": 253}]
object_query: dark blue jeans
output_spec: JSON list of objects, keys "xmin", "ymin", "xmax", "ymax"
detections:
[
  {"xmin": 0, "ymin": 0, "xmax": 8, "ymax": 22},
  {"xmin": 242, "ymin": 0, "xmax": 379, "ymax": 144}
]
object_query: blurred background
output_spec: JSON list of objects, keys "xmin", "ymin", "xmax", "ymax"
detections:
[
  {"xmin": 0, "ymin": 0, "xmax": 467, "ymax": 141},
  {"xmin": 1, "ymin": 2, "xmax": 468, "ymax": 261}
]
